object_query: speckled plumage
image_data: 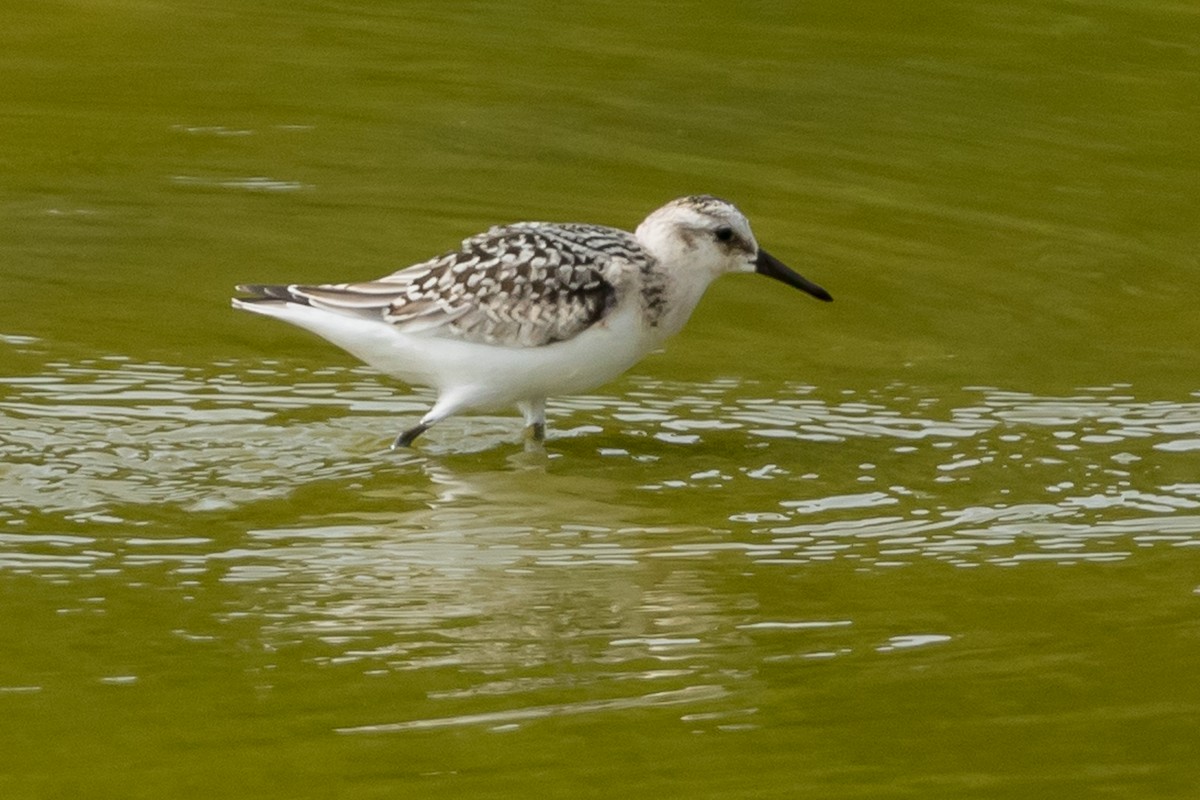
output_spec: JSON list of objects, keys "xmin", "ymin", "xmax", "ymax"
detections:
[
  {"xmin": 233, "ymin": 195, "xmax": 832, "ymax": 448},
  {"xmin": 291, "ymin": 222, "xmax": 649, "ymax": 347}
]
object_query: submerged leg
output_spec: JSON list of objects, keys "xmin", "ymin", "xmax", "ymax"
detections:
[
  {"xmin": 392, "ymin": 391, "xmax": 473, "ymax": 449},
  {"xmin": 517, "ymin": 398, "xmax": 547, "ymax": 443},
  {"xmin": 392, "ymin": 422, "xmax": 430, "ymax": 449}
]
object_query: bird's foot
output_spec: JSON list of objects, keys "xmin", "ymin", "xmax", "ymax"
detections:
[
  {"xmin": 392, "ymin": 422, "xmax": 430, "ymax": 449},
  {"xmin": 523, "ymin": 421, "xmax": 546, "ymax": 443}
]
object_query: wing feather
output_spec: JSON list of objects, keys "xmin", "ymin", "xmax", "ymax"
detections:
[{"xmin": 286, "ymin": 223, "xmax": 646, "ymax": 347}]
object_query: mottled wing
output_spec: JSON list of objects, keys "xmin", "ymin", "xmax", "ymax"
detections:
[{"xmin": 291, "ymin": 223, "xmax": 646, "ymax": 347}]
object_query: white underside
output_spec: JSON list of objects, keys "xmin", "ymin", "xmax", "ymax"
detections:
[{"xmin": 233, "ymin": 298, "xmax": 664, "ymax": 422}]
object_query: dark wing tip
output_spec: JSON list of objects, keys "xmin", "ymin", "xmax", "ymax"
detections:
[{"xmin": 233, "ymin": 284, "xmax": 311, "ymax": 305}]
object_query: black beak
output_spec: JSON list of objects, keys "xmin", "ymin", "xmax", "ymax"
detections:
[{"xmin": 755, "ymin": 249, "xmax": 832, "ymax": 302}]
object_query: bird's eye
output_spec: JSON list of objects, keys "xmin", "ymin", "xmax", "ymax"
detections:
[{"xmin": 714, "ymin": 226, "xmax": 734, "ymax": 243}]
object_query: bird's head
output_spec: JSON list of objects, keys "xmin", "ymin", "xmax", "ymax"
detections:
[{"xmin": 635, "ymin": 195, "xmax": 832, "ymax": 302}]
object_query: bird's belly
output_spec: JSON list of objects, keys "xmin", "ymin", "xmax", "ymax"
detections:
[
  {"xmin": 241, "ymin": 299, "xmax": 661, "ymax": 412},
  {"xmin": 418, "ymin": 306, "xmax": 657, "ymax": 410}
]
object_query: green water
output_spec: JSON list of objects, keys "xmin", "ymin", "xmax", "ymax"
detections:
[{"xmin": 3, "ymin": 1, "xmax": 1199, "ymax": 797}]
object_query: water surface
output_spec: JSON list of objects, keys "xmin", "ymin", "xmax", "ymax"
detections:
[{"xmin": 3, "ymin": 1, "xmax": 1199, "ymax": 797}]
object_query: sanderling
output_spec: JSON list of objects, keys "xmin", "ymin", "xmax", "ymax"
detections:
[{"xmin": 232, "ymin": 195, "xmax": 832, "ymax": 448}]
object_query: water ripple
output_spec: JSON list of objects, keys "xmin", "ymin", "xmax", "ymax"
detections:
[
  {"xmin": 1, "ymin": 356, "xmax": 1197, "ymax": 576},
  {"xmin": 338, "ymin": 684, "xmax": 729, "ymax": 734}
]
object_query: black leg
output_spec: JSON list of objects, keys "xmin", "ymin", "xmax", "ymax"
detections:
[
  {"xmin": 392, "ymin": 422, "xmax": 430, "ymax": 449},
  {"xmin": 517, "ymin": 399, "xmax": 546, "ymax": 444}
]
